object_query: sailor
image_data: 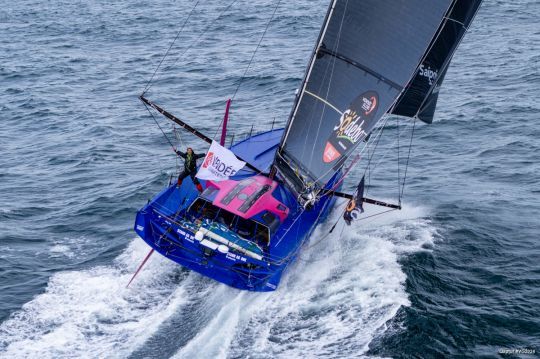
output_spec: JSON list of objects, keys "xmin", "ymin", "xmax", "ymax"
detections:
[{"xmin": 174, "ymin": 147, "xmax": 205, "ymax": 192}]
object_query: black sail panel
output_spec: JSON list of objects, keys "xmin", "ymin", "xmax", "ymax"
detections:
[
  {"xmin": 280, "ymin": 58, "xmax": 399, "ymax": 187},
  {"xmin": 275, "ymin": 0, "xmax": 453, "ymax": 193},
  {"xmin": 320, "ymin": 0, "xmax": 452, "ymax": 86},
  {"xmin": 391, "ymin": 0, "xmax": 483, "ymax": 123}
]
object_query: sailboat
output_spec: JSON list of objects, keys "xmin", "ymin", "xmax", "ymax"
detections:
[{"xmin": 133, "ymin": 0, "xmax": 482, "ymax": 291}]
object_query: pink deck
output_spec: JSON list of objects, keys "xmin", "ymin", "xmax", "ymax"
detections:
[{"xmin": 207, "ymin": 175, "xmax": 289, "ymax": 222}]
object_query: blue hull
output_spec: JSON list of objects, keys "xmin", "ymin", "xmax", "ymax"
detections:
[{"xmin": 134, "ymin": 129, "xmax": 339, "ymax": 291}]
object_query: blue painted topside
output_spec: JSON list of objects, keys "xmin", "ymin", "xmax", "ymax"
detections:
[{"xmin": 135, "ymin": 128, "xmax": 340, "ymax": 291}]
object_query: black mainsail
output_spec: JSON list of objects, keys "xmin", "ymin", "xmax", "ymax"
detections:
[
  {"xmin": 272, "ymin": 0, "xmax": 455, "ymax": 200},
  {"xmin": 390, "ymin": 0, "xmax": 483, "ymax": 123}
]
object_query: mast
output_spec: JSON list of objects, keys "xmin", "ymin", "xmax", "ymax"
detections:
[{"xmin": 220, "ymin": 99, "xmax": 231, "ymax": 146}]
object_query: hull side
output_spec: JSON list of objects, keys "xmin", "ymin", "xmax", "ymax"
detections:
[{"xmin": 134, "ymin": 129, "xmax": 340, "ymax": 291}]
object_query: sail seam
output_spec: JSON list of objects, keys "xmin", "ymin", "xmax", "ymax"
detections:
[{"xmin": 318, "ymin": 47, "xmax": 403, "ymax": 91}]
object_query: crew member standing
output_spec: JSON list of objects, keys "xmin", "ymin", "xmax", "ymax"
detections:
[{"xmin": 175, "ymin": 147, "xmax": 205, "ymax": 192}]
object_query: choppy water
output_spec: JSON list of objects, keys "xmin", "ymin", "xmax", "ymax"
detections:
[{"xmin": 1, "ymin": 1, "xmax": 539, "ymax": 358}]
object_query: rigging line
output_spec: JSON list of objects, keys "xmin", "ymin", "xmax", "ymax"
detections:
[
  {"xmin": 356, "ymin": 208, "xmax": 398, "ymax": 222},
  {"xmin": 142, "ymin": 102, "xmax": 176, "ymax": 151},
  {"xmin": 306, "ymin": 111, "xmax": 389, "ymax": 194},
  {"xmin": 302, "ymin": 200, "xmax": 348, "ymax": 249},
  {"xmin": 304, "ymin": 0, "xmax": 348, "ymax": 173},
  {"xmin": 329, "ymin": 154, "xmax": 360, "ymax": 192},
  {"xmin": 231, "ymin": 0, "xmax": 282, "ymax": 103},
  {"xmin": 397, "ymin": 115, "xmax": 401, "ymax": 199},
  {"xmin": 304, "ymin": 90, "xmax": 342, "ymax": 115},
  {"xmin": 399, "ymin": 117, "xmax": 417, "ymax": 205},
  {"xmin": 211, "ymin": 0, "xmax": 283, "ymax": 142},
  {"xmin": 164, "ymin": 0, "xmax": 240, "ymax": 83},
  {"xmin": 316, "ymin": 115, "xmax": 388, "ymax": 195},
  {"xmin": 315, "ymin": 124, "xmax": 387, "ymax": 212},
  {"xmin": 142, "ymin": 1, "xmax": 200, "ymax": 94},
  {"xmin": 316, "ymin": 120, "xmax": 389, "ymax": 205},
  {"xmin": 301, "ymin": 199, "xmax": 399, "ymax": 263},
  {"xmin": 362, "ymin": 116, "xmax": 388, "ymax": 179},
  {"xmin": 173, "ymin": 124, "xmax": 185, "ymax": 147},
  {"xmin": 366, "ymin": 117, "xmax": 416, "ymax": 176},
  {"xmin": 353, "ymin": 116, "xmax": 388, "ymax": 198},
  {"xmin": 172, "ymin": 124, "xmax": 186, "ymax": 173}
]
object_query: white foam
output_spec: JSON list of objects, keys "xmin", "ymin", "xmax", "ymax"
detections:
[
  {"xmin": 48, "ymin": 244, "xmax": 74, "ymax": 258},
  {"xmin": 0, "ymin": 240, "xmax": 190, "ymax": 359},
  {"xmin": 1, "ymin": 203, "xmax": 436, "ymax": 358},
  {"xmin": 172, "ymin": 202, "xmax": 436, "ymax": 358}
]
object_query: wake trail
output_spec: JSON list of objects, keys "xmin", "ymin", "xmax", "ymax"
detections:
[
  {"xmin": 0, "ymin": 240, "xmax": 192, "ymax": 359},
  {"xmin": 174, "ymin": 203, "xmax": 437, "ymax": 358},
  {"xmin": 0, "ymin": 203, "xmax": 436, "ymax": 359}
]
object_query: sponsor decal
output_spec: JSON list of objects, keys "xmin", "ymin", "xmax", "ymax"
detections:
[
  {"xmin": 202, "ymin": 152, "xmax": 214, "ymax": 168},
  {"xmin": 323, "ymin": 142, "xmax": 340, "ymax": 163},
  {"xmin": 177, "ymin": 228, "xmax": 195, "ymax": 242},
  {"xmin": 196, "ymin": 141, "xmax": 246, "ymax": 182},
  {"xmin": 225, "ymin": 252, "xmax": 247, "ymax": 262},
  {"xmin": 265, "ymin": 282, "xmax": 277, "ymax": 289},
  {"xmin": 136, "ymin": 225, "xmax": 144, "ymax": 231},
  {"xmin": 419, "ymin": 64, "xmax": 438, "ymax": 85},
  {"xmin": 323, "ymin": 91, "xmax": 379, "ymax": 163}
]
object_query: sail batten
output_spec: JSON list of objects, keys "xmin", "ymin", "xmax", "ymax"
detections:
[
  {"xmin": 272, "ymin": 0, "xmax": 456, "ymax": 198},
  {"xmin": 317, "ymin": 47, "xmax": 403, "ymax": 91}
]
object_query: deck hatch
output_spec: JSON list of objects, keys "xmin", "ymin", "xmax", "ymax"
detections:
[
  {"xmin": 221, "ymin": 178, "xmax": 254, "ymax": 205},
  {"xmin": 238, "ymin": 184, "xmax": 272, "ymax": 213}
]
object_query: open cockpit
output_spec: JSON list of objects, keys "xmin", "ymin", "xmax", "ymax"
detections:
[{"xmin": 187, "ymin": 197, "xmax": 273, "ymax": 249}]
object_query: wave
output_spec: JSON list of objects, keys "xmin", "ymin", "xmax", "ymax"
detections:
[
  {"xmin": 173, "ymin": 203, "xmax": 435, "ymax": 358},
  {"xmin": 0, "ymin": 240, "xmax": 189, "ymax": 358},
  {"xmin": 0, "ymin": 204, "xmax": 435, "ymax": 359}
]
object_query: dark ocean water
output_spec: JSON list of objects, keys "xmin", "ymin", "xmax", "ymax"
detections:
[{"xmin": 1, "ymin": 1, "xmax": 539, "ymax": 358}]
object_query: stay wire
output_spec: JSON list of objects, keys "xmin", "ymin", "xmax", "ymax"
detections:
[
  {"xmin": 298, "ymin": 205, "xmax": 398, "ymax": 263},
  {"xmin": 232, "ymin": 0, "xmax": 282, "ymax": 103},
  {"xmin": 359, "ymin": 116, "xmax": 388, "ymax": 196},
  {"xmin": 212, "ymin": 0, "xmax": 283, "ymax": 142},
  {"xmin": 397, "ymin": 115, "xmax": 401, "ymax": 199},
  {"xmin": 142, "ymin": 1, "xmax": 200, "ymax": 94},
  {"xmin": 164, "ymin": 0, "xmax": 240, "ymax": 86},
  {"xmin": 399, "ymin": 117, "xmax": 417, "ymax": 205},
  {"xmin": 142, "ymin": 102, "xmax": 176, "ymax": 150}
]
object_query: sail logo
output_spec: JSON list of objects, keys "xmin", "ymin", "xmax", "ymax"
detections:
[
  {"xmin": 333, "ymin": 110, "xmax": 367, "ymax": 145},
  {"xmin": 418, "ymin": 64, "xmax": 438, "ymax": 85},
  {"xmin": 362, "ymin": 96, "xmax": 377, "ymax": 115},
  {"xmin": 323, "ymin": 142, "xmax": 340, "ymax": 163},
  {"xmin": 323, "ymin": 91, "xmax": 379, "ymax": 163}
]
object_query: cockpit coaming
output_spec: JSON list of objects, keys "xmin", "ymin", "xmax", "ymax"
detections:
[{"xmin": 187, "ymin": 175, "xmax": 289, "ymax": 248}]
